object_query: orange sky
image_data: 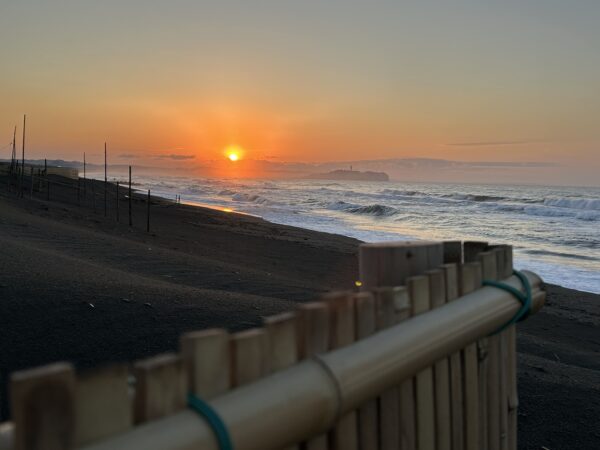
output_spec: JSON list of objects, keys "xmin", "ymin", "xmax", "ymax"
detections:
[{"xmin": 1, "ymin": 2, "xmax": 599, "ymax": 184}]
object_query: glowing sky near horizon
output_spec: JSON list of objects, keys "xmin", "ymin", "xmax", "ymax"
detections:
[{"xmin": 0, "ymin": 1, "xmax": 598, "ymax": 184}]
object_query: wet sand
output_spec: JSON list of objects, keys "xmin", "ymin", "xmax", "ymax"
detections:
[{"xmin": 0, "ymin": 176, "xmax": 598, "ymax": 449}]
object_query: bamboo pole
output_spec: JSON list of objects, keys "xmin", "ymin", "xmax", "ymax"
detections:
[
  {"xmin": 359, "ymin": 241, "xmax": 444, "ymax": 289},
  {"xmin": 74, "ymin": 365, "xmax": 132, "ymax": 446},
  {"xmin": 460, "ymin": 262, "xmax": 482, "ymax": 450},
  {"xmin": 479, "ymin": 251, "xmax": 500, "ymax": 450},
  {"xmin": 388, "ymin": 286, "xmax": 415, "ymax": 450},
  {"xmin": 147, "ymin": 190, "xmax": 151, "ymax": 233},
  {"xmin": 83, "ymin": 153, "xmax": 86, "ymax": 198},
  {"xmin": 116, "ymin": 182, "xmax": 120, "ymax": 222},
  {"xmin": 133, "ymin": 353, "xmax": 187, "ymax": 424},
  {"xmin": 19, "ymin": 115, "xmax": 25, "ymax": 198},
  {"xmin": 427, "ymin": 269, "xmax": 451, "ymax": 450},
  {"xmin": 80, "ymin": 270, "xmax": 545, "ymax": 450},
  {"xmin": 353, "ymin": 292, "xmax": 378, "ymax": 450},
  {"xmin": 128, "ymin": 166, "xmax": 132, "ymax": 227},
  {"xmin": 441, "ymin": 263, "xmax": 464, "ymax": 450},
  {"xmin": 373, "ymin": 287, "xmax": 401, "ymax": 450},
  {"xmin": 325, "ymin": 292, "xmax": 358, "ymax": 450},
  {"xmin": 359, "ymin": 241, "xmax": 443, "ymax": 450},
  {"xmin": 45, "ymin": 159, "xmax": 49, "ymax": 201},
  {"xmin": 442, "ymin": 240, "xmax": 462, "ymax": 264},
  {"xmin": 180, "ymin": 329, "xmax": 230, "ymax": 399},
  {"xmin": 496, "ymin": 254, "xmax": 509, "ymax": 450},
  {"xmin": 409, "ymin": 275, "xmax": 436, "ymax": 450},
  {"xmin": 104, "ymin": 143, "xmax": 107, "ymax": 217},
  {"xmin": 500, "ymin": 246, "xmax": 517, "ymax": 450},
  {"xmin": 11, "ymin": 362, "xmax": 75, "ymax": 450},
  {"xmin": 265, "ymin": 313, "xmax": 299, "ymax": 450},
  {"xmin": 231, "ymin": 328, "xmax": 269, "ymax": 387},
  {"xmin": 297, "ymin": 303, "xmax": 329, "ymax": 450}
]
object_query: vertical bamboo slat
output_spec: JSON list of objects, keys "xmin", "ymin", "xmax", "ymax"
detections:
[
  {"xmin": 133, "ymin": 353, "xmax": 187, "ymax": 424},
  {"xmin": 230, "ymin": 328, "xmax": 269, "ymax": 387},
  {"xmin": 353, "ymin": 292, "xmax": 379, "ymax": 450},
  {"xmin": 297, "ymin": 302, "xmax": 329, "ymax": 450},
  {"xmin": 325, "ymin": 292, "xmax": 358, "ymax": 450},
  {"xmin": 180, "ymin": 329, "xmax": 230, "ymax": 399},
  {"xmin": 265, "ymin": 312, "xmax": 299, "ymax": 450},
  {"xmin": 479, "ymin": 252, "xmax": 500, "ymax": 450},
  {"xmin": 359, "ymin": 241, "xmax": 443, "ymax": 450},
  {"xmin": 460, "ymin": 262, "xmax": 482, "ymax": 450},
  {"xmin": 74, "ymin": 364, "xmax": 132, "ymax": 446},
  {"xmin": 502, "ymin": 246, "xmax": 517, "ymax": 450},
  {"xmin": 442, "ymin": 241, "xmax": 462, "ymax": 264},
  {"xmin": 427, "ymin": 269, "xmax": 451, "ymax": 450},
  {"xmin": 492, "ymin": 249, "xmax": 510, "ymax": 450},
  {"xmin": 373, "ymin": 288, "xmax": 401, "ymax": 450},
  {"xmin": 409, "ymin": 275, "xmax": 436, "ymax": 450},
  {"xmin": 11, "ymin": 362, "xmax": 76, "ymax": 450},
  {"xmin": 441, "ymin": 263, "xmax": 463, "ymax": 450}
]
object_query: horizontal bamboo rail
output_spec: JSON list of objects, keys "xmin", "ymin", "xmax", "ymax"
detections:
[{"xmin": 53, "ymin": 270, "xmax": 544, "ymax": 450}]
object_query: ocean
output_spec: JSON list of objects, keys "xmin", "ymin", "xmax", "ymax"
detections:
[{"xmin": 123, "ymin": 175, "xmax": 600, "ymax": 294}]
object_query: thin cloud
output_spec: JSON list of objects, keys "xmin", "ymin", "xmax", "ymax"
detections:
[
  {"xmin": 153, "ymin": 154, "xmax": 196, "ymax": 160},
  {"xmin": 446, "ymin": 139, "xmax": 549, "ymax": 147},
  {"xmin": 118, "ymin": 153, "xmax": 139, "ymax": 159}
]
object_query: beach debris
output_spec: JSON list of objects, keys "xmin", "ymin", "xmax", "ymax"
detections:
[
  {"xmin": 88, "ymin": 303, "xmax": 95, "ymax": 308},
  {"xmin": 121, "ymin": 298, "xmax": 131, "ymax": 303},
  {"xmin": 144, "ymin": 302, "xmax": 152, "ymax": 307}
]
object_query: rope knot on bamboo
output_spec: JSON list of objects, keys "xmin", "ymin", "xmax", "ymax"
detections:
[{"xmin": 483, "ymin": 269, "xmax": 532, "ymax": 334}]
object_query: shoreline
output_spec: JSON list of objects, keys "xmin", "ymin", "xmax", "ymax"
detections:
[{"xmin": 0, "ymin": 175, "xmax": 598, "ymax": 449}]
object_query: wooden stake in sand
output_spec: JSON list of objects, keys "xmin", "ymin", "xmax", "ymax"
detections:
[
  {"xmin": 19, "ymin": 114, "xmax": 25, "ymax": 198},
  {"xmin": 104, "ymin": 143, "xmax": 107, "ymax": 217},
  {"xmin": 147, "ymin": 190, "xmax": 151, "ymax": 233},
  {"xmin": 116, "ymin": 181, "xmax": 120, "ymax": 222},
  {"xmin": 83, "ymin": 152, "xmax": 86, "ymax": 198},
  {"xmin": 128, "ymin": 166, "xmax": 132, "ymax": 227}
]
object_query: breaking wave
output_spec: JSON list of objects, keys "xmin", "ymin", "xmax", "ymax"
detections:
[
  {"xmin": 543, "ymin": 197, "xmax": 600, "ymax": 211},
  {"xmin": 326, "ymin": 201, "xmax": 399, "ymax": 217}
]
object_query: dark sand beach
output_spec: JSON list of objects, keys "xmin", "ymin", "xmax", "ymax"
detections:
[{"xmin": 0, "ymin": 177, "xmax": 598, "ymax": 449}]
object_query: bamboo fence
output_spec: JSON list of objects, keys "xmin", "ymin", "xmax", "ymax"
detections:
[{"xmin": 0, "ymin": 241, "xmax": 545, "ymax": 450}]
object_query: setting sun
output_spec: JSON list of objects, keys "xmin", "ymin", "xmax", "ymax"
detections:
[{"xmin": 224, "ymin": 145, "xmax": 244, "ymax": 162}]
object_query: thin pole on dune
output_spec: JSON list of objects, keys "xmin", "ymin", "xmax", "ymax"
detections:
[
  {"xmin": 45, "ymin": 158, "xmax": 49, "ymax": 201},
  {"xmin": 116, "ymin": 181, "xmax": 120, "ymax": 222},
  {"xmin": 104, "ymin": 142, "xmax": 107, "ymax": 217},
  {"xmin": 20, "ymin": 114, "xmax": 25, "ymax": 197},
  {"xmin": 147, "ymin": 189, "xmax": 150, "ymax": 232},
  {"xmin": 128, "ymin": 165, "xmax": 132, "ymax": 227},
  {"xmin": 83, "ymin": 152, "xmax": 86, "ymax": 199}
]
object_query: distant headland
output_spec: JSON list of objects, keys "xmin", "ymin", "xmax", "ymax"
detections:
[{"xmin": 304, "ymin": 169, "xmax": 389, "ymax": 182}]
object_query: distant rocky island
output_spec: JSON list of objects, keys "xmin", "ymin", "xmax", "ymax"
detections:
[{"xmin": 304, "ymin": 169, "xmax": 389, "ymax": 182}]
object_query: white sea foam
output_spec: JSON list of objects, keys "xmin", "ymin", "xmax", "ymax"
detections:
[{"xmin": 123, "ymin": 174, "xmax": 600, "ymax": 294}]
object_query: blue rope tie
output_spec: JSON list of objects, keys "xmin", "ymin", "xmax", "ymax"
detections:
[
  {"xmin": 187, "ymin": 393, "xmax": 234, "ymax": 450},
  {"xmin": 483, "ymin": 269, "xmax": 532, "ymax": 334}
]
